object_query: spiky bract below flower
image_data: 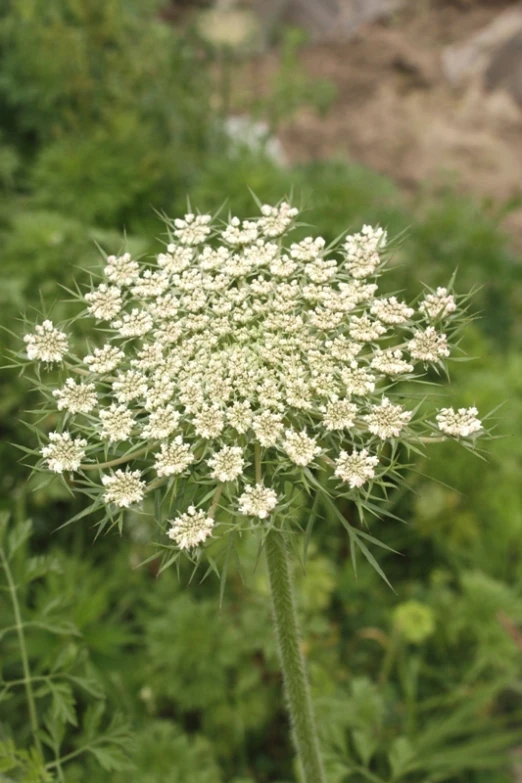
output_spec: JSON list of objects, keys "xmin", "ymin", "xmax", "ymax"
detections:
[{"xmin": 22, "ymin": 199, "xmax": 482, "ymax": 554}]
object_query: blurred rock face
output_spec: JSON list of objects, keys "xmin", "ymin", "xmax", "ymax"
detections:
[
  {"xmin": 443, "ymin": 6, "xmax": 522, "ymax": 106},
  {"xmin": 485, "ymin": 32, "xmax": 522, "ymax": 106},
  {"xmin": 254, "ymin": 0, "xmax": 404, "ymax": 39}
]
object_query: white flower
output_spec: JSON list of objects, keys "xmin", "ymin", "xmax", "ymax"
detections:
[
  {"xmin": 173, "ymin": 213, "xmax": 212, "ymax": 245},
  {"xmin": 26, "ymin": 199, "xmax": 479, "ymax": 542},
  {"xmin": 53, "ymin": 378, "xmax": 97, "ymax": 414},
  {"xmin": 193, "ymin": 405, "xmax": 224, "ymax": 439},
  {"xmin": 155, "ymin": 320, "xmax": 183, "ymax": 345},
  {"xmin": 370, "ymin": 297, "xmax": 414, "ymax": 325},
  {"xmin": 344, "ymin": 280, "xmax": 378, "ymax": 304},
  {"xmin": 283, "ymin": 429, "xmax": 320, "ymax": 466},
  {"xmin": 370, "ymin": 349, "xmax": 414, "ymax": 376},
  {"xmin": 222, "ymin": 217, "xmax": 258, "ymax": 246},
  {"xmin": 238, "ymin": 484, "xmax": 278, "ymax": 519},
  {"xmin": 198, "ymin": 245, "xmax": 230, "ymax": 271},
  {"xmin": 365, "ymin": 397, "xmax": 412, "ymax": 439},
  {"xmin": 344, "ymin": 225, "xmax": 386, "ymax": 278},
  {"xmin": 226, "ymin": 400, "xmax": 253, "ymax": 434},
  {"xmin": 420, "ymin": 287, "xmax": 456, "ymax": 319},
  {"xmin": 24, "ymin": 320, "xmax": 68, "ymax": 363},
  {"xmin": 326, "ymin": 336, "xmax": 362, "ymax": 362},
  {"xmin": 142, "ymin": 405, "xmax": 180, "ymax": 440},
  {"xmin": 157, "ymin": 245, "xmax": 194, "ymax": 274},
  {"xmin": 322, "ymin": 399, "xmax": 358, "ymax": 430},
  {"xmin": 341, "ymin": 362, "xmax": 376, "ymax": 395},
  {"xmin": 131, "ymin": 270, "xmax": 170, "ymax": 299},
  {"xmin": 258, "ymin": 202, "xmax": 298, "ymax": 237},
  {"xmin": 436, "ymin": 406, "xmax": 482, "ymax": 438},
  {"xmin": 408, "ymin": 327, "xmax": 449, "ymax": 362},
  {"xmin": 309, "ymin": 308, "xmax": 343, "ymax": 330},
  {"xmin": 84, "ymin": 344, "xmax": 125, "ymax": 374},
  {"xmin": 41, "ymin": 432, "xmax": 87, "ymax": 473},
  {"xmin": 111, "ymin": 308, "xmax": 153, "ymax": 337},
  {"xmin": 208, "ymin": 445, "xmax": 244, "ymax": 482},
  {"xmin": 85, "ymin": 284, "xmax": 122, "ymax": 321},
  {"xmin": 154, "ymin": 437, "xmax": 194, "ymax": 477},
  {"xmin": 290, "ymin": 236, "xmax": 325, "ymax": 262},
  {"xmin": 131, "ymin": 342, "xmax": 165, "ymax": 371},
  {"xmin": 335, "ymin": 448, "xmax": 379, "ymax": 488},
  {"xmin": 270, "ymin": 254, "xmax": 297, "ymax": 278},
  {"xmin": 104, "ymin": 253, "xmax": 140, "ymax": 286},
  {"xmin": 167, "ymin": 506, "xmax": 214, "ymax": 549},
  {"xmin": 112, "ymin": 370, "xmax": 148, "ymax": 403},
  {"xmin": 253, "ymin": 410, "xmax": 284, "ymax": 447},
  {"xmin": 99, "ymin": 404, "xmax": 134, "ymax": 442},
  {"xmin": 102, "ymin": 469, "xmax": 145, "ymax": 508},
  {"xmin": 349, "ymin": 315, "xmax": 387, "ymax": 342}
]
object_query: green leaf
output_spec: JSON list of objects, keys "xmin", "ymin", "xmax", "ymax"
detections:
[{"xmin": 49, "ymin": 681, "xmax": 77, "ymax": 726}]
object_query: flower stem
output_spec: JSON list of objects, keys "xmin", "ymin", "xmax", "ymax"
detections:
[
  {"xmin": 265, "ymin": 529, "xmax": 326, "ymax": 783},
  {"xmin": 0, "ymin": 547, "xmax": 42, "ymax": 755}
]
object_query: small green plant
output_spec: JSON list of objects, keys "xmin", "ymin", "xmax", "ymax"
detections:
[{"xmin": 0, "ymin": 514, "xmax": 132, "ymax": 781}]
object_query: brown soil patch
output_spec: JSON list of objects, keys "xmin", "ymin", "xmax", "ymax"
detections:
[{"xmin": 237, "ymin": 0, "xmax": 522, "ymax": 236}]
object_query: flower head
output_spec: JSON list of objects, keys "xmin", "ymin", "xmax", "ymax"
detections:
[
  {"xmin": 84, "ymin": 344, "xmax": 125, "ymax": 374},
  {"xmin": 104, "ymin": 253, "xmax": 139, "ymax": 286},
  {"xmin": 53, "ymin": 379, "xmax": 97, "ymax": 414},
  {"xmin": 208, "ymin": 445, "xmax": 244, "ymax": 482},
  {"xmin": 334, "ymin": 448, "xmax": 379, "ymax": 488},
  {"xmin": 344, "ymin": 225, "xmax": 387, "ymax": 278},
  {"xmin": 99, "ymin": 404, "xmax": 134, "ymax": 442},
  {"xmin": 420, "ymin": 287, "xmax": 456, "ymax": 319},
  {"xmin": 322, "ymin": 399, "xmax": 357, "ymax": 431},
  {"xmin": 408, "ymin": 327, "xmax": 449, "ymax": 362},
  {"xmin": 238, "ymin": 483, "xmax": 278, "ymax": 519},
  {"xmin": 154, "ymin": 437, "xmax": 194, "ymax": 477},
  {"xmin": 41, "ymin": 432, "xmax": 86, "ymax": 473},
  {"xmin": 436, "ymin": 406, "xmax": 482, "ymax": 438},
  {"xmin": 167, "ymin": 506, "xmax": 214, "ymax": 550},
  {"xmin": 365, "ymin": 397, "xmax": 412, "ymax": 440},
  {"xmin": 174, "ymin": 213, "xmax": 212, "ymax": 245},
  {"xmin": 24, "ymin": 320, "xmax": 68, "ymax": 363},
  {"xmin": 283, "ymin": 429, "xmax": 320, "ymax": 467},
  {"xmin": 85, "ymin": 284, "xmax": 122, "ymax": 321},
  {"xmin": 22, "ymin": 200, "xmax": 484, "ymax": 559},
  {"xmin": 102, "ymin": 470, "xmax": 145, "ymax": 508}
]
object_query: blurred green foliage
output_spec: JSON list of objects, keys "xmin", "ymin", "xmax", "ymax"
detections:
[{"xmin": 1, "ymin": 0, "xmax": 522, "ymax": 781}]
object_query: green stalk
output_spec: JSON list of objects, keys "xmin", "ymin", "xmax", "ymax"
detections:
[
  {"xmin": 0, "ymin": 547, "xmax": 42, "ymax": 754},
  {"xmin": 265, "ymin": 529, "xmax": 326, "ymax": 783}
]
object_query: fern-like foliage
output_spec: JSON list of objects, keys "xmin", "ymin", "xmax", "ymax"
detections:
[{"xmin": 0, "ymin": 514, "xmax": 133, "ymax": 781}]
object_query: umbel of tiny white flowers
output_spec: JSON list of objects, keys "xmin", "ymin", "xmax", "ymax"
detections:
[{"xmin": 22, "ymin": 200, "xmax": 484, "ymax": 555}]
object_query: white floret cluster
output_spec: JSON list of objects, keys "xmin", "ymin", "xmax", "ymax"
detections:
[
  {"xmin": 23, "ymin": 201, "xmax": 482, "ymax": 552},
  {"xmin": 436, "ymin": 407, "xmax": 482, "ymax": 438}
]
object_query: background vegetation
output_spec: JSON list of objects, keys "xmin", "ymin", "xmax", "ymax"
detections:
[{"xmin": 1, "ymin": 1, "xmax": 522, "ymax": 781}]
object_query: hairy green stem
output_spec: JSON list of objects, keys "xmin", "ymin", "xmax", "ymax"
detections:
[
  {"xmin": 0, "ymin": 548, "xmax": 42, "ymax": 754},
  {"xmin": 79, "ymin": 443, "xmax": 154, "ymax": 471},
  {"xmin": 265, "ymin": 529, "xmax": 326, "ymax": 783}
]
